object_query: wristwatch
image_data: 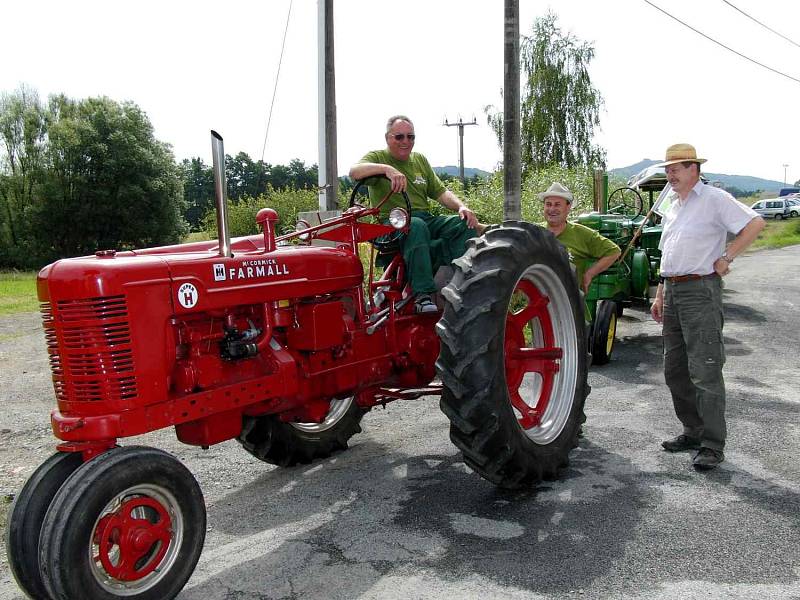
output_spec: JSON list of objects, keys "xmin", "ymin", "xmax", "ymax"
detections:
[{"xmin": 720, "ymin": 251, "xmax": 733, "ymax": 264}]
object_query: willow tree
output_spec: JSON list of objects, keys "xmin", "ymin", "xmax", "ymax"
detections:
[
  {"xmin": 487, "ymin": 11, "xmax": 605, "ymax": 175},
  {"xmin": 0, "ymin": 86, "xmax": 48, "ymax": 266}
]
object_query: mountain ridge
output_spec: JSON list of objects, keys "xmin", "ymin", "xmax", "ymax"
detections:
[
  {"xmin": 609, "ymin": 159, "xmax": 783, "ymax": 194},
  {"xmin": 433, "ymin": 165, "xmax": 491, "ymax": 178},
  {"xmin": 433, "ymin": 161, "xmax": 782, "ymax": 194}
]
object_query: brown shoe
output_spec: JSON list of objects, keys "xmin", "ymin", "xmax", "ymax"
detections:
[
  {"xmin": 693, "ymin": 448, "xmax": 724, "ymax": 470},
  {"xmin": 661, "ymin": 434, "xmax": 701, "ymax": 452}
]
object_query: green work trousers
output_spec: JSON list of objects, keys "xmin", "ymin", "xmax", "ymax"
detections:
[
  {"xmin": 662, "ymin": 275, "xmax": 727, "ymax": 451},
  {"xmin": 403, "ymin": 211, "xmax": 476, "ymax": 294}
]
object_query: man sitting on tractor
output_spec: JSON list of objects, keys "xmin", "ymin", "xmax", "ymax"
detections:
[
  {"xmin": 540, "ymin": 182, "xmax": 621, "ymax": 293},
  {"xmin": 349, "ymin": 115, "xmax": 484, "ymax": 314}
]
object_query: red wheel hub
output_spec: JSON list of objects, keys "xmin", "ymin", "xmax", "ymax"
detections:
[
  {"xmin": 504, "ymin": 279, "xmax": 562, "ymax": 429},
  {"xmin": 94, "ymin": 496, "xmax": 173, "ymax": 581}
]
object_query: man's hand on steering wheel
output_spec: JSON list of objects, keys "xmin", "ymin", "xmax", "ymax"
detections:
[{"xmin": 384, "ymin": 166, "xmax": 407, "ymax": 193}]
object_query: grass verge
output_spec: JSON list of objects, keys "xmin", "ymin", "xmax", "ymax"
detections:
[
  {"xmin": 0, "ymin": 271, "xmax": 38, "ymax": 316},
  {"xmin": 751, "ymin": 218, "xmax": 800, "ymax": 250},
  {"xmin": 184, "ymin": 231, "xmax": 211, "ymax": 243}
]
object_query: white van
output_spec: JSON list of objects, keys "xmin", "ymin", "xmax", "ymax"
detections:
[{"xmin": 750, "ymin": 198, "xmax": 791, "ymax": 220}]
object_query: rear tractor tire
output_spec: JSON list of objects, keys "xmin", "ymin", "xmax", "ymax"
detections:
[
  {"xmin": 436, "ymin": 221, "xmax": 589, "ymax": 489},
  {"xmin": 238, "ymin": 396, "xmax": 365, "ymax": 467}
]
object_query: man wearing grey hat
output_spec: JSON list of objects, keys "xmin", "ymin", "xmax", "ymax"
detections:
[
  {"xmin": 539, "ymin": 182, "xmax": 621, "ymax": 294},
  {"xmin": 651, "ymin": 143, "xmax": 764, "ymax": 470}
]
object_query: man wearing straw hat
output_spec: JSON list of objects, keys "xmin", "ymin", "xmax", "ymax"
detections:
[
  {"xmin": 650, "ymin": 143, "xmax": 764, "ymax": 470},
  {"xmin": 539, "ymin": 182, "xmax": 621, "ymax": 294}
]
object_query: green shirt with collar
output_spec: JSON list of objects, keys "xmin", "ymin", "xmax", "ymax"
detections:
[
  {"xmin": 552, "ymin": 221, "xmax": 621, "ymax": 282},
  {"xmin": 359, "ymin": 149, "xmax": 447, "ymax": 220}
]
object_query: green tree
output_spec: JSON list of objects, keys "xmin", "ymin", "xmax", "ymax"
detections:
[
  {"xmin": 287, "ymin": 159, "xmax": 318, "ymax": 190},
  {"xmin": 486, "ymin": 11, "xmax": 605, "ymax": 174},
  {"xmin": 0, "ymin": 86, "xmax": 48, "ymax": 266},
  {"xmin": 180, "ymin": 152, "xmax": 322, "ymax": 232},
  {"xmin": 180, "ymin": 157, "xmax": 215, "ymax": 230},
  {"xmin": 226, "ymin": 152, "xmax": 272, "ymax": 201},
  {"xmin": 36, "ymin": 95, "xmax": 186, "ymax": 261}
]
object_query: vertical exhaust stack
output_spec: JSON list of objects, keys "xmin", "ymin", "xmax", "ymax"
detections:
[{"xmin": 211, "ymin": 130, "xmax": 232, "ymax": 258}]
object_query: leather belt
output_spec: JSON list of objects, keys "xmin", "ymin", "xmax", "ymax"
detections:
[{"xmin": 664, "ymin": 273, "xmax": 717, "ymax": 283}]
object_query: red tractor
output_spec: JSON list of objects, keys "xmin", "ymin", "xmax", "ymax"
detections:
[{"xmin": 7, "ymin": 132, "xmax": 589, "ymax": 600}]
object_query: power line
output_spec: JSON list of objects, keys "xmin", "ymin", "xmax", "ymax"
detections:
[
  {"xmin": 720, "ymin": 0, "xmax": 800, "ymax": 50},
  {"xmin": 260, "ymin": 0, "xmax": 293, "ymax": 163},
  {"xmin": 642, "ymin": 0, "xmax": 800, "ymax": 85}
]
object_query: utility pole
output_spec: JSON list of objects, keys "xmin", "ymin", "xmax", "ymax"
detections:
[
  {"xmin": 503, "ymin": 0, "xmax": 521, "ymax": 220},
  {"xmin": 443, "ymin": 116, "xmax": 477, "ymax": 186},
  {"xmin": 317, "ymin": 0, "xmax": 338, "ymax": 211},
  {"xmin": 783, "ymin": 163, "xmax": 789, "ymax": 186}
]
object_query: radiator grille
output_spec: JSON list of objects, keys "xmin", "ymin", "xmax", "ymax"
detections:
[{"xmin": 41, "ymin": 296, "xmax": 138, "ymax": 404}]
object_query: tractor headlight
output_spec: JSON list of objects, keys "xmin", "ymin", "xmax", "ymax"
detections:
[
  {"xmin": 295, "ymin": 219, "xmax": 311, "ymax": 241},
  {"xmin": 388, "ymin": 207, "xmax": 409, "ymax": 230}
]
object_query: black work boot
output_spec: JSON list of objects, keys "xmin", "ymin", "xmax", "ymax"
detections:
[
  {"xmin": 661, "ymin": 434, "xmax": 701, "ymax": 452},
  {"xmin": 693, "ymin": 448, "xmax": 725, "ymax": 470},
  {"xmin": 414, "ymin": 294, "xmax": 438, "ymax": 314}
]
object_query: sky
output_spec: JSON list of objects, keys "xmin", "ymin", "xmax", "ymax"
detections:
[{"xmin": 3, "ymin": 0, "xmax": 799, "ymax": 185}]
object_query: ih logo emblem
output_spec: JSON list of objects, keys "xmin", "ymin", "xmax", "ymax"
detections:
[
  {"xmin": 213, "ymin": 263, "xmax": 226, "ymax": 281},
  {"xmin": 177, "ymin": 283, "xmax": 199, "ymax": 309}
]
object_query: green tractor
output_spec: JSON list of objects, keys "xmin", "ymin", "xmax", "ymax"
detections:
[{"xmin": 577, "ymin": 167, "xmax": 670, "ymax": 364}]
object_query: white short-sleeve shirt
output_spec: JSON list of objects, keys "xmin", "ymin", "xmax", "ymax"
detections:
[{"xmin": 659, "ymin": 181, "xmax": 758, "ymax": 276}]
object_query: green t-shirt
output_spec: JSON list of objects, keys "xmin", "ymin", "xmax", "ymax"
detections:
[
  {"xmin": 359, "ymin": 149, "xmax": 447, "ymax": 220},
  {"xmin": 554, "ymin": 221, "xmax": 621, "ymax": 282}
]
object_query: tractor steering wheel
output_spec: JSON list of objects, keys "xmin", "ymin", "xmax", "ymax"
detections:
[
  {"xmin": 348, "ymin": 176, "xmax": 412, "ymax": 213},
  {"xmin": 607, "ymin": 186, "xmax": 644, "ymax": 219}
]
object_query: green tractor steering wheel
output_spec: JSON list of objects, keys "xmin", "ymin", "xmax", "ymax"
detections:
[{"xmin": 607, "ymin": 186, "xmax": 644, "ymax": 219}]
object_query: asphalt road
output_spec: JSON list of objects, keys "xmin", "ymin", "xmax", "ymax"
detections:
[{"xmin": 1, "ymin": 245, "xmax": 799, "ymax": 600}]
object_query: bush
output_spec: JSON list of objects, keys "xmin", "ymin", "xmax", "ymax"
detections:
[
  {"xmin": 458, "ymin": 165, "xmax": 612, "ymax": 226},
  {"xmin": 203, "ymin": 168, "xmax": 626, "ymax": 240},
  {"xmin": 202, "ymin": 186, "xmax": 319, "ymax": 237}
]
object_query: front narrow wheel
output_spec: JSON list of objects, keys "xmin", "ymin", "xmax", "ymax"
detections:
[
  {"xmin": 6, "ymin": 451, "xmax": 83, "ymax": 600},
  {"xmin": 39, "ymin": 446, "xmax": 206, "ymax": 600},
  {"xmin": 591, "ymin": 300, "xmax": 618, "ymax": 365},
  {"xmin": 436, "ymin": 221, "xmax": 589, "ymax": 488}
]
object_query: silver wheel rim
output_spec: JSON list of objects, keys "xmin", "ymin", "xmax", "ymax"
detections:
[
  {"xmin": 512, "ymin": 264, "xmax": 579, "ymax": 444},
  {"xmin": 290, "ymin": 396, "xmax": 354, "ymax": 433},
  {"xmin": 89, "ymin": 483, "xmax": 183, "ymax": 596}
]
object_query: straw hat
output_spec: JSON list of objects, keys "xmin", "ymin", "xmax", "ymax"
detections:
[
  {"xmin": 655, "ymin": 143, "xmax": 707, "ymax": 167},
  {"xmin": 537, "ymin": 182, "xmax": 573, "ymax": 203}
]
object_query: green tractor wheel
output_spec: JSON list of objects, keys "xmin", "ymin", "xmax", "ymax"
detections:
[
  {"xmin": 631, "ymin": 249, "xmax": 650, "ymax": 298},
  {"xmin": 591, "ymin": 300, "xmax": 617, "ymax": 365}
]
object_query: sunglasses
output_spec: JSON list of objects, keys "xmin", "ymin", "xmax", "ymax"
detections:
[{"xmin": 390, "ymin": 133, "xmax": 416, "ymax": 141}]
